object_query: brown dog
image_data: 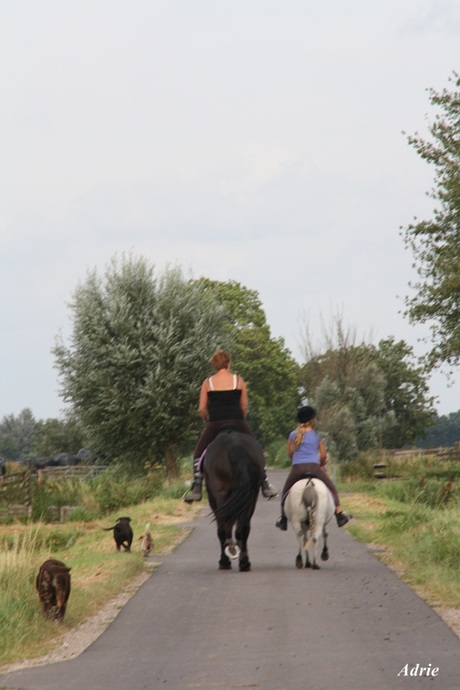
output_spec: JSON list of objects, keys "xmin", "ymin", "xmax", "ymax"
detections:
[
  {"xmin": 139, "ymin": 523, "xmax": 154, "ymax": 557},
  {"xmin": 36, "ymin": 559, "xmax": 71, "ymax": 622},
  {"xmin": 103, "ymin": 516, "xmax": 133, "ymax": 551}
]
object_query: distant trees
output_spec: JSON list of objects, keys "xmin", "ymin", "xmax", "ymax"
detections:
[
  {"xmin": 417, "ymin": 411, "xmax": 460, "ymax": 448},
  {"xmin": 0, "ymin": 408, "xmax": 36, "ymax": 460},
  {"xmin": 402, "ymin": 72, "xmax": 460, "ymax": 373},
  {"xmin": 298, "ymin": 318, "xmax": 436, "ymax": 459},
  {"xmin": 54, "ymin": 257, "xmax": 226, "ymax": 477}
]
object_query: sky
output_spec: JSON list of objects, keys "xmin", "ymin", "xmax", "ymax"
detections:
[{"xmin": 1, "ymin": 0, "xmax": 460, "ymax": 422}]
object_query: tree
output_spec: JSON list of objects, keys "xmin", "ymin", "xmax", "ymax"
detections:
[
  {"xmin": 195, "ymin": 279, "xmax": 300, "ymax": 445},
  {"xmin": 416, "ymin": 410, "xmax": 460, "ymax": 448},
  {"xmin": 54, "ymin": 256, "xmax": 226, "ymax": 477},
  {"xmin": 402, "ymin": 72, "xmax": 460, "ymax": 372},
  {"xmin": 31, "ymin": 415, "xmax": 86, "ymax": 457},
  {"xmin": 0, "ymin": 408, "xmax": 36, "ymax": 460},
  {"xmin": 367, "ymin": 338, "xmax": 437, "ymax": 447},
  {"xmin": 299, "ymin": 317, "xmax": 391, "ymax": 461}
]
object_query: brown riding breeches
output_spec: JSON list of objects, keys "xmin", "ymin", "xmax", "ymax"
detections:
[{"xmin": 281, "ymin": 463, "xmax": 339, "ymax": 508}]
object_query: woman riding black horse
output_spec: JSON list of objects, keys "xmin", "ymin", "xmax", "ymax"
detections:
[{"xmin": 183, "ymin": 349, "xmax": 278, "ymax": 503}]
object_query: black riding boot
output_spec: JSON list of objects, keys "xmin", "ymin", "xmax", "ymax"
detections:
[
  {"xmin": 261, "ymin": 470, "xmax": 278, "ymax": 499},
  {"xmin": 183, "ymin": 459, "xmax": 203, "ymax": 503}
]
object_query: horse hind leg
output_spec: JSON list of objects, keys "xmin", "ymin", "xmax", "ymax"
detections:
[
  {"xmin": 236, "ymin": 520, "xmax": 251, "ymax": 572},
  {"xmin": 218, "ymin": 523, "xmax": 232, "ymax": 570},
  {"xmin": 321, "ymin": 526, "xmax": 329, "ymax": 561}
]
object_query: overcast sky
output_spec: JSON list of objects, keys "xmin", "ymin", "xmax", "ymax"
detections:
[{"xmin": 1, "ymin": 0, "xmax": 460, "ymax": 422}]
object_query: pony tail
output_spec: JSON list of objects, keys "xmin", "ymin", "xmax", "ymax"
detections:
[{"xmin": 293, "ymin": 424, "xmax": 307, "ymax": 450}]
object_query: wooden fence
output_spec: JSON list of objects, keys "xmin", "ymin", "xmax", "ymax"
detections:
[{"xmin": 0, "ymin": 465, "xmax": 107, "ymax": 521}]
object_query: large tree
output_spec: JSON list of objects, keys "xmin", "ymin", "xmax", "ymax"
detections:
[
  {"xmin": 402, "ymin": 72, "xmax": 460, "ymax": 372},
  {"xmin": 299, "ymin": 318, "xmax": 436, "ymax": 458},
  {"xmin": 196, "ymin": 279, "xmax": 300, "ymax": 445},
  {"xmin": 367, "ymin": 337, "xmax": 436, "ymax": 448},
  {"xmin": 54, "ymin": 256, "xmax": 226, "ymax": 477}
]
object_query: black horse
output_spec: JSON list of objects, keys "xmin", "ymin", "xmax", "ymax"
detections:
[{"xmin": 203, "ymin": 428, "xmax": 264, "ymax": 572}]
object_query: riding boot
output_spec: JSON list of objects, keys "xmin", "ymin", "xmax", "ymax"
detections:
[
  {"xmin": 336, "ymin": 511, "xmax": 350, "ymax": 527},
  {"xmin": 183, "ymin": 459, "xmax": 203, "ymax": 503},
  {"xmin": 261, "ymin": 470, "xmax": 278, "ymax": 499},
  {"xmin": 275, "ymin": 514, "xmax": 288, "ymax": 531}
]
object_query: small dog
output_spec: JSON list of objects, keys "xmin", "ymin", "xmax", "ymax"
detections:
[
  {"xmin": 36, "ymin": 559, "xmax": 71, "ymax": 622},
  {"xmin": 103, "ymin": 516, "xmax": 133, "ymax": 551},
  {"xmin": 139, "ymin": 523, "xmax": 154, "ymax": 557}
]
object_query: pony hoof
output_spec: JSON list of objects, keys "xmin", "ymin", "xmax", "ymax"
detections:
[
  {"xmin": 295, "ymin": 556, "xmax": 303, "ymax": 569},
  {"xmin": 321, "ymin": 550, "xmax": 329, "ymax": 561},
  {"xmin": 239, "ymin": 557, "xmax": 251, "ymax": 572},
  {"xmin": 219, "ymin": 560, "xmax": 232, "ymax": 570},
  {"xmin": 312, "ymin": 563, "xmax": 320, "ymax": 570}
]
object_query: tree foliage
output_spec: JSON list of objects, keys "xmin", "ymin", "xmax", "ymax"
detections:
[
  {"xmin": 402, "ymin": 72, "xmax": 460, "ymax": 371},
  {"xmin": 0, "ymin": 408, "xmax": 36, "ymax": 460},
  {"xmin": 299, "ymin": 318, "xmax": 436, "ymax": 459},
  {"xmin": 54, "ymin": 256, "xmax": 226, "ymax": 476},
  {"xmin": 416, "ymin": 410, "xmax": 460, "ymax": 448},
  {"xmin": 196, "ymin": 279, "xmax": 300, "ymax": 445},
  {"xmin": 31, "ymin": 415, "xmax": 86, "ymax": 457},
  {"xmin": 366, "ymin": 337, "xmax": 436, "ymax": 448}
]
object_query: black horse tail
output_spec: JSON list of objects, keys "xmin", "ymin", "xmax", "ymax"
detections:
[{"xmin": 213, "ymin": 444, "xmax": 261, "ymax": 524}]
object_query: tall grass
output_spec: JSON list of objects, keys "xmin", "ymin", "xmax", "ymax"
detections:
[{"xmin": 0, "ymin": 493, "xmax": 202, "ymax": 668}]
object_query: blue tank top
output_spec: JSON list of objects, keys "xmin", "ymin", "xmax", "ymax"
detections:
[{"xmin": 288, "ymin": 428, "xmax": 321, "ymax": 465}]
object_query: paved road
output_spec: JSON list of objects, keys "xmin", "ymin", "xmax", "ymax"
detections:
[{"xmin": 1, "ymin": 470, "xmax": 458, "ymax": 690}]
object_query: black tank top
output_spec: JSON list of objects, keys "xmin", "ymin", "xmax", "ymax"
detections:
[{"xmin": 206, "ymin": 375, "xmax": 244, "ymax": 422}]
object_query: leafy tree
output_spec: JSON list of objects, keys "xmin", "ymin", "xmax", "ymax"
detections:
[
  {"xmin": 196, "ymin": 279, "xmax": 300, "ymax": 445},
  {"xmin": 31, "ymin": 415, "xmax": 86, "ymax": 457},
  {"xmin": 402, "ymin": 72, "xmax": 460, "ymax": 372},
  {"xmin": 54, "ymin": 256, "xmax": 226, "ymax": 477},
  {"xmin": 0, "ymin": 408, "xmax": 36, "ymax": 460},
  {"xmin": 367, "ymin": 338, "xmax": 437, "ymax": 447},
  {"xmin": 417, "ymin": 410, "xmax": 460, "ymax": 447}
]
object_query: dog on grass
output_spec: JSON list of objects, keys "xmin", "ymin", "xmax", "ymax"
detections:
[
  {"xmin": 103, "ymin": 516, "xmax": 133, "ymax": 551},
  {"xmin": 36, "ymin": 559, "xmax": 71, "ymax": 622},
  {"xmin": 139, "ymin": 523, "xmax": 154, "ymax": 557}
]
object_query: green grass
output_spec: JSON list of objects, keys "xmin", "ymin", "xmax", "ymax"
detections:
[
  {"xmin": 0, "ymin": 496, "xmax": 202, "ymax": 668},
  {"xmin": 342, "ymin": 485, "xmax": 460, "ymax": 610}
]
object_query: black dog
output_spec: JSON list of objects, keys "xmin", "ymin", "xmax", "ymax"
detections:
[
  {"xmin": 103, "ymin": 516, "xmax": 133, "ymax": 551},
  {"xmin": 36, "ymin": 559, "xmax": 71, "ymax": 622}
]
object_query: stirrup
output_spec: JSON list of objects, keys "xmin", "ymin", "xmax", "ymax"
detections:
[{"xmin": 336, "ymin": 511, "xmax": 351, "ymax": 527}]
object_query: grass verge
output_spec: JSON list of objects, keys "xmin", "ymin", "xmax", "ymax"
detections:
[{"xmin": 0, "ymin": 497, "xmax": 202, "ymax": 669}]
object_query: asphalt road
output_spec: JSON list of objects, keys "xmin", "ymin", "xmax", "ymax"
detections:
[{"xmin": 1, "ymin": 469, "xmax": 458, "ymax": 690}]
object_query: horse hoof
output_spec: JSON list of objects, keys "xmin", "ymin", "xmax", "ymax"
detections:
[
  {"xmin": 239, "ymin": 559, "xmax": 251, "ymax": 572},
  {"xmin": 219, "ymin": 557, "xmax": 232, "ymax": 570},
  {"xmin": 312, "ymin": 563, "xmax": 320, "ymax": 570},
  {"xmin": 295, "ymin": 555, "xmax": 303, "ymax": 569},
  {"xmin": 321, "ymin": 550, "xmax": 329, "ymax": 561}
]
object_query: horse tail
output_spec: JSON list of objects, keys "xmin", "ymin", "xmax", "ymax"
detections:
[
  {"xmin": 213, "ymin": 444, "xmax": 260, "ymax": 524},
  {"xmin": 302, "ymin": 480, "xmax": 317, "ymax": 549}
]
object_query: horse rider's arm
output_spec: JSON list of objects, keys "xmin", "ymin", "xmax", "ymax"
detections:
[
  {"xmin": 239, "ymin": 378, "xmax": 249, "ymax": 417},
  {"xmin": 319, "ymin": 439, "xmax": 327, "ymax": 467},
  {"xmin": 198, "ymin": 379, "xmax": 210, "ymax": 422},
  {"xmin": 287, "ymin": 438, "xmax": 295, "ymax": 460}
]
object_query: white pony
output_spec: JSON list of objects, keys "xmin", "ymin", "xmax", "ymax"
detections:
[{"xmin": 284, "ymin": 477, "xmax": 335, "ymax": 569}]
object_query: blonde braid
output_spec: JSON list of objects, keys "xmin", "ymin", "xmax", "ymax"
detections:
[{"xmin": 293, "ymin": 422, "xmax": 309, "ymax": 450}]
